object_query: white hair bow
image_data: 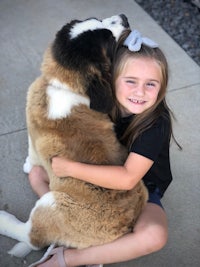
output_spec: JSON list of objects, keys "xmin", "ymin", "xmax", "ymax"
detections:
[{"xmin": 124, "ymin": 30, "xmax": 158, "ymax": 52}]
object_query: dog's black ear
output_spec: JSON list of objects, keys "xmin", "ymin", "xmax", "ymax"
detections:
[{"xmin": 87, "ymin": 79, "xmax": 114, "ymax": 114}]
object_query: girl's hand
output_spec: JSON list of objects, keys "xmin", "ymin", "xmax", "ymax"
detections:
[{"xmin": 51, "ymin": 157, "xmax": 73, "ymax": 177}]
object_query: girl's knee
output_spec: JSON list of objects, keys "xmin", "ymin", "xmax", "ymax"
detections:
[
  {"xmin": 145, "ymin": 223, "xmax": 168, "ymax": 252},
  {"xmin": 135, "ymin": 204, "xmax": 168, "ymax": 253},
  {"xmin": 28, "ymin": 166, "xmax": 50, "ymax": 197},
  {"xmin": 28, "ymin": 166, "xmax": 48, "ymax": 187}
]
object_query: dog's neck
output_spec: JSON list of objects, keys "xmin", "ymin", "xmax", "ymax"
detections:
[{"xmin": 47, "ymin": 79, "xmax": 90, "ymax": 119}]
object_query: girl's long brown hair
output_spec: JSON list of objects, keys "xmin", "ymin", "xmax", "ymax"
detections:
[{"xmin": 110, "ymin": 30, "xmax": 181, "ymax": 149}]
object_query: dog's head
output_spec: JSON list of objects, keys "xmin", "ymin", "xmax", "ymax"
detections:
[{"xmin": 50, "ymin": 14, "xmax": 130, "ymax": 113}]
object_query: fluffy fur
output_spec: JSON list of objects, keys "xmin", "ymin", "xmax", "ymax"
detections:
[{"xmin": 0, "ymin": 15, "xmax": 148, "ymax": 257}]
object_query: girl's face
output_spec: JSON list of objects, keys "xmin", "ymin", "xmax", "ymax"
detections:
[{"xmin": 115, "ymin": 57, "xmax": 162, "ymax": 117}]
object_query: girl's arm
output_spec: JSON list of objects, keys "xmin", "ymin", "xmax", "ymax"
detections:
[{"xmin": 52, "ymin": 153, "xmax": 153, "ymax": 190}]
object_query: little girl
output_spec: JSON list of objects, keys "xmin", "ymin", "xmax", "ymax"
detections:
[{"xmin": 29, "ymin": 29, "xmax": 178, "ymax": 267}]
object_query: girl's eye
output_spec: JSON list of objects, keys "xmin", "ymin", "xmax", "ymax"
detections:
[
  {"xmin": 126, "ymin": 80, "xmax": 136, "ymax": 84},
  {"xmin": 146, "ymin": 82, "xmax": 156, "ymax": 87}
]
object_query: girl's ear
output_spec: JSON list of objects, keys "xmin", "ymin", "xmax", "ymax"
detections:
[{"xmin": 87, "ymin": 79, "xmax": 114, "ymax": 114}]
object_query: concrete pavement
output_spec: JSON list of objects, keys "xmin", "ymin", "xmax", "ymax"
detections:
[{"xmin": 0, "ymin": 0, "xmax": 200, "ymax": 266}]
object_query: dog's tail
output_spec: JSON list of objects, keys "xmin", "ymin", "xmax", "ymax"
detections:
[{"xmin": 0, "ymin": 210, "xmax": 38, "ymax": 257}]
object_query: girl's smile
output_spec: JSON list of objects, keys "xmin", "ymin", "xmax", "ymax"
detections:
[{"xmin": 115, "ymin": 57, "xmax": 162, "ymax": 117}]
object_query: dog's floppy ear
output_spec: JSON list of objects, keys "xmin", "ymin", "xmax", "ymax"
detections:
[{"xmin": 87, "ymin": 78, "xmax": 114, "ymax": 114}]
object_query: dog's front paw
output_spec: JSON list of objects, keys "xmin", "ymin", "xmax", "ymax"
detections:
[{"xmin": 23, "ymin": 156, "xmax": 33, "ymax": 174}]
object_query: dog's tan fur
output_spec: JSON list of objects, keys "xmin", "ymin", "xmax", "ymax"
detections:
[{"xmin": 26, "ymin": 46, "xmax": 148, "ymax": 248}]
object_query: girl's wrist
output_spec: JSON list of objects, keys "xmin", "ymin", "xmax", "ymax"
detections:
[{"xmin": 66, "ymin": 159, "xmax": 77, "ymax": 177}]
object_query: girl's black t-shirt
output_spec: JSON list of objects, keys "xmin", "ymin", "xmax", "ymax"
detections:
[{"xmin": 115, "ymin": 114, "xmax": 173, "ymax": 197}]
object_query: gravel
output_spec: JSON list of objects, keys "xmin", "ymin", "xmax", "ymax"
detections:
[{"xmin": 135, "ymin": 0, "xmax": 200, "ymax": 66}]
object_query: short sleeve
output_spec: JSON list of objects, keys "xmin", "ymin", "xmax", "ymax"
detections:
[{"xmin": 130, "ymin": 117, "xmax": 170, "ymax": 161}]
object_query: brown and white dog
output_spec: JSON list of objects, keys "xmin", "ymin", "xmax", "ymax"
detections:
[{"xmin": 0, "ymin": 15, "xmax": 148, "ymax": 258}]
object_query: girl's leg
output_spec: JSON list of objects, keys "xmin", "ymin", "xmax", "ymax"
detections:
[
  {"xmin": 29, "ymin": 166, "xmax": 50, "ymax": 197},
  {"xmin": 37, "ymin": 203, "xmax": 168, "ymax": 267}
]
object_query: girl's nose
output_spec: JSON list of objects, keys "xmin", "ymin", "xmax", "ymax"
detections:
[{"xmin": 134, "ymin": 84, "xmax": 145, "ymax": 96}]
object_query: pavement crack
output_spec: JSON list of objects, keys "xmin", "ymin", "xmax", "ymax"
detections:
[{"xmin": 0, "ymin": 127, "xmax": 27, "ymax": 137}]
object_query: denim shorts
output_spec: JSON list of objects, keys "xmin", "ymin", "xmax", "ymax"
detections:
[{"xmin": 147, "ymin": 187, "xmax": 163, "ymax": 209}]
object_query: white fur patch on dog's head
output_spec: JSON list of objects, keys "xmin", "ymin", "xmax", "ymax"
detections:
[
  {"xmin": 102, "ymin": 15, "xmax": 129, "ymax": 41},
  {"xmin": 70, "ymin": 18, "xmax": 103, "ymax": 39},
  {"xmin": 70, "ymin": 15, "xmax": 129, "ymax": 41}
]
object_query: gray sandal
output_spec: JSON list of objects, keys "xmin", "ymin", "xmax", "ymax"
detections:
[
  {"xmin": 28, "ymin": 244, "xmax": 103, "ymax": 267},
  {"xmin": 28, "ymin": 244, "xmax": 67, "ymax": 267}
]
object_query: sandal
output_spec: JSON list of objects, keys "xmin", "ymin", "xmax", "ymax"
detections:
[
  {"xmin": 28, "ymin": 244, "xmax": 67, "ymax": 267},
  {"xmin": 28, "ymin": 244, "xmax": 103, "ymax": 267}
]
